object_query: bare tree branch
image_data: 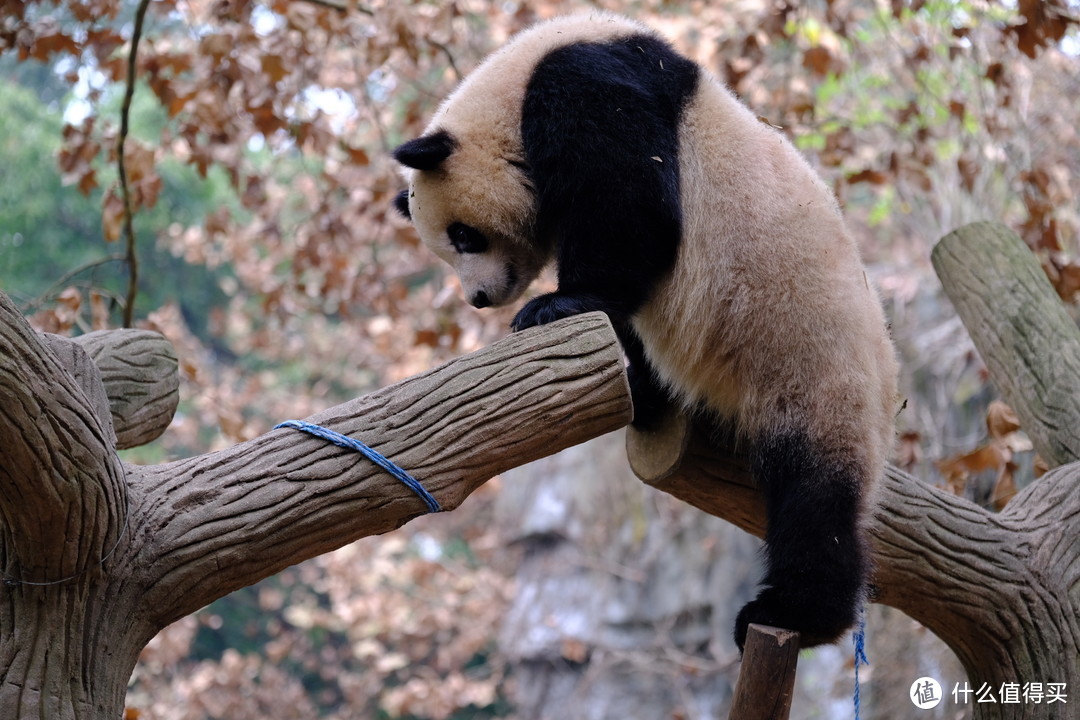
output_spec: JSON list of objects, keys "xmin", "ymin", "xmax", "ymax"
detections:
[
  {"xmin": 17, "ymin": 253, "xmax": 127, "ymax": 315},
  {"xmin": 117, "ymin": 0, "xmax": 152, "ymax": 328}
]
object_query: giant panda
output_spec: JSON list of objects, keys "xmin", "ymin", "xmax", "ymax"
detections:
[{"xmin": 393, "ymin": 12, "xmax": 898, "ymax": 651}]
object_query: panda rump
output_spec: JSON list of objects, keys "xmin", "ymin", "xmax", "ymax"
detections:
[{"xmin": 393, "ymin": 12, "xmax": 899, "ymax": 651}]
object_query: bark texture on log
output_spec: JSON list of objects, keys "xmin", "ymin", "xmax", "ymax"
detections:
[
  {"xmin": 0, "ymin": 302, "xmax": 631, "ymax": 720},
  {"xmin": 72, "ymin": 329, "xmax": 179, "ymax": 449},
  {"xmin": 0, "ymin": 295, "xmax": 130, "ymax": 720},
  {"xmin": 38, "ymin": 333, "xmax": 117, "ymax": 446},
  {"xmin": 0, "ymin": 297, "xmax": 126, "ymax": 587},
  {"xmin": 35, "ymin": 329, "xmax": 179, "ymax": 450},
  {"xmin": 931, "ymin": 221, "xmax": 1080, "ymax": 467},
  {"xmin": 128, "ymin": 312, "xmax": 631, "ymax": 630}
]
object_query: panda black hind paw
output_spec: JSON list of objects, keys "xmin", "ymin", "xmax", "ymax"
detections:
[
  {"xmin": 733, "ymin": 588, "xmax": 854, "ymax": 654},
  {"xmin": 734, "ymin": 596, "xmax": 785, "ymax": 654}
]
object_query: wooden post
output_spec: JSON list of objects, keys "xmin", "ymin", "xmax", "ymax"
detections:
[{"xmin": 729, "ymin": 624, "xmax": 801, "ymax": 720}]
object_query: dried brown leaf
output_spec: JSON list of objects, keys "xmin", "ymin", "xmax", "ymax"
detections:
[
  {"xmin": 29, "ymin": 31, "xmax": 80, "ymax": 61},
  {"xmin": 90, "ymin": 291, "xmax": 110, "ymax": 331},
  {"xmin": 77, "ymin": 168, "xmax": 99, "ymax": 195},
  {"xmin": 124, "ymin": 141, "xmax": 156, "ymax": 184},
  {"xmin": 846, "ymin": 169, "xmax": 889, "ymax": 185},
  {"xmin": 936, "ymin": 443, "xmax": 1003, "ymax": 494},
  {"xmin": 986, "ymin": 401, "xmax": 1021, "ymax": 439},
  {"xmin": 896, "ymin": 430, "xmax": 921, "ymax": 471},
  {"xmin": 199, "ymin": 33, "xmax": 232, "ymax": 60},
  {"xmin": 261, "ymin": 53, "xmax": 289, "ymax": 83},
  {"xmin": 803, "ymin": 46, "xmax": 833, "ymax": 76},
  {"xmin": 102, "ymin": 188, "xmax": 126, "ymax": 243}
]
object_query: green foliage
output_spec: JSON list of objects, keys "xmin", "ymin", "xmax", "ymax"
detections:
[
  {"xmin": 0, "ymin": 81, "xmax": 103, "ymax": 300},
  {"xmin": 0, "ymin": 77, "xmax": 237, "ymax": 334}
]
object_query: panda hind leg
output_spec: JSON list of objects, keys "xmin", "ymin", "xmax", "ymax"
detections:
[{"xmin": 733, "ymin": 429, "xmax": 870, "ymax": 652}]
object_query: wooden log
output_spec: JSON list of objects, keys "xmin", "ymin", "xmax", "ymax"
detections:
[
  {"xmin": 35, "ymin": 329, "xmax": 179, "ymax": 450},
  {"xmin": 626, "ymin": 409, "xmax": 763, "ymax": 537},
  {"xmin": 0, "ymin": 294, "xmax": 126, "ymax": 586},
  {"xmin": 0, "ymin": 300, "xmax": 634, "ymax": 720},
  {"xmin": 71, "ymin": 329, "xmax": 179, "ymax": 449},
  {"xmin": 932, "ymin": 221, "xmax": 1080, "ymax": 467},
  {"xmin": 729, "ymin": 624, "xmax": 800, "ymax": 720},
  {"xmin": 39, "ymin": 332, "xmax": 117, "ymax": 446},
  {"xmin": 127, "ymin": 311, "xmax": 634, "ymax": 629}
]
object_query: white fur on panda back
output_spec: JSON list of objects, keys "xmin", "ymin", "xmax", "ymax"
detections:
[{"xmin": 633, "ymin": 74, "xmax": 898, "ymax": 476}]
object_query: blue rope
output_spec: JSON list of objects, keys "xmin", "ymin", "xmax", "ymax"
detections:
[
  {"xmin": 853, "ymin": 604, "xmax": 869, "ymax": 720},
  {"xmin": 274, "ymin": 420, "xmax": 441, "ymax": 514}
]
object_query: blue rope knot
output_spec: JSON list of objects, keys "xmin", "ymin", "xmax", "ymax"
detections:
[{"xmin": 274, "ymin": 420, "xmax": 442, "ymax": 514}]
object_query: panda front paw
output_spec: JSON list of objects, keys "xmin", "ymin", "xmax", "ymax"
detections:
[{"xmin": 511, "ymin": 292, "xmax": 586, "ymax": 332}]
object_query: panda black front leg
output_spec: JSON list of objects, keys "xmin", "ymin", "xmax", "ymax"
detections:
[
  {"xmin": 619, "ymin": 327, "xmax": 668, "ymax": 430},
  {"xmin": 513, "ymin": 37, "xmax": 687, "ymax": 330}
]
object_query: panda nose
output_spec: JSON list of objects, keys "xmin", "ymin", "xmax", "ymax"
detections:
[{"xmin": 470, "ymin": 291, "xmax": 491, "ymax": 308}]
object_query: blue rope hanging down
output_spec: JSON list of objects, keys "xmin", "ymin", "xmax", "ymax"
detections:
[
  {"xmin": 853, "ymin": 605, "xmax": 869, "ymax": 720},
  {"xmin": 274, "ymin": 420, "xmax": 442, "ymax": 514}
]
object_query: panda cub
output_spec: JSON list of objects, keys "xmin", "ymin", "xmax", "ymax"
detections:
[{"xmin": 393, "ymin": 12, "xmax": 898, "ymax": 651}]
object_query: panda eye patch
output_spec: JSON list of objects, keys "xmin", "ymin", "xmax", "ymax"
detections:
[{"xmin": 447, "ymin": 223, "xmax": 489, "ymax": 254}]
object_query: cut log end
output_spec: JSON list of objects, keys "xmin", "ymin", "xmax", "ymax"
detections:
[{"xmin": 624, "ymin": 403, "xmax": 690, "ymax": 483}]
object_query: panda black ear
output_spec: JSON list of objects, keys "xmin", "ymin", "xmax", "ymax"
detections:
[
  {"xmin": 393, "ymin": 130, "xmax": 457, "ymax": 171},
  {"xmin": 393, "ymin": 189, "xmax": 411, "ymax": 219}
]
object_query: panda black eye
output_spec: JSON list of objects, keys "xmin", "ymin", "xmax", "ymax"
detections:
[{"xmin": 447, "ymin": 223, "xmax": 488, "ymax": 254}]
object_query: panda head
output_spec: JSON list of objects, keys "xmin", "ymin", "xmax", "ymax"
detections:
[{"xmin": 393, "ymin": 129, "xmax": 549, "ymax": 309}]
